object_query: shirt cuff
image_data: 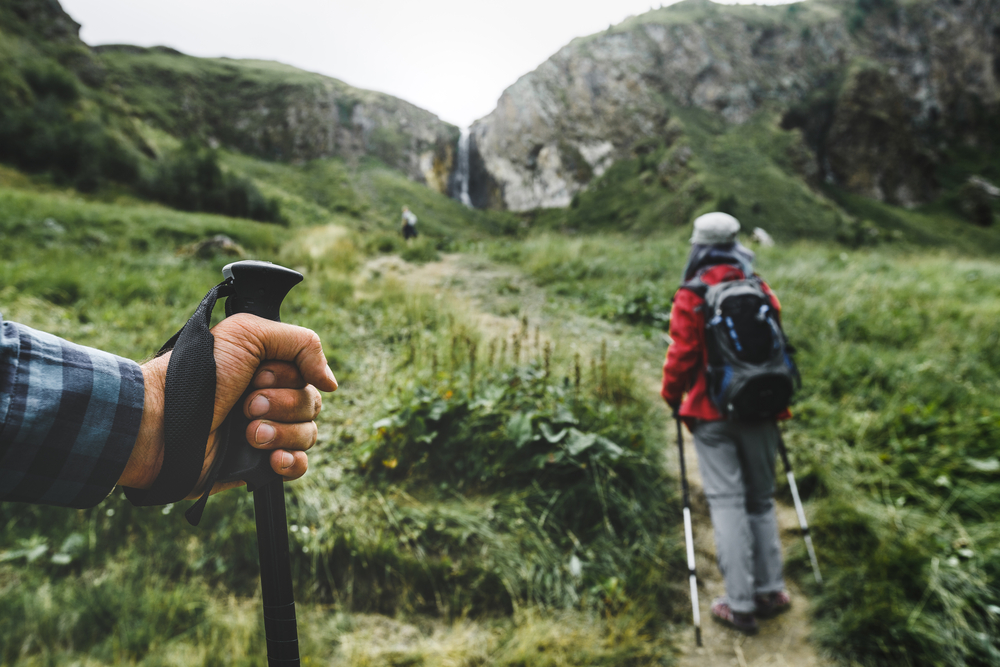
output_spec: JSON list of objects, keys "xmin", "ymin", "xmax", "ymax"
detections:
[{"xmin": 0, "ymin": 319, "xmax": 144, "ymax": 508}]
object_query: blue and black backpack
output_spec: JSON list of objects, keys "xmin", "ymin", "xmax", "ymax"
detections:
[{"xmin": 681, "ymin": 271, "xmax": 799, "ymax": 421}]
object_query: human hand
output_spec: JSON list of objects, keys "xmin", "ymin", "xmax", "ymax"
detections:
[{"xmin": 120, "ymin": 314, "xmax": 338, "ymax": 497}]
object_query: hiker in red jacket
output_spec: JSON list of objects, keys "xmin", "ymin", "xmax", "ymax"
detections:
[{"xmin": 661, "ymin": 212, "xmax": 791, "ymax": 635}]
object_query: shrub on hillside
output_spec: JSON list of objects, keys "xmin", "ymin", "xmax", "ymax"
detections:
[
  {"xmin": 400, "ymin": 237, "xmax": 439, "ymax": 264},
  {"xmin": 0, "ymin": 61, "xmax": 139, "ymax": 191},
  {"xmin": 609, "ymin": 282, "xmax": 672, "ymax": 329},
  {"xmin": 350, "ymin": 363, "xmax": 680, "ymax": 614},
  {"xmin": 140, "ymin": 143, "xmax": 285, "ymax": 224}
]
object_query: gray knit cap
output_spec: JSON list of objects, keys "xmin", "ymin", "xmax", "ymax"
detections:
[{"xmin": 690, "ymin": 212, "xmax": 740, "ymax": 245}]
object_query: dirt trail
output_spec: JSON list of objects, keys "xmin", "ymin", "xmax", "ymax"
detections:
[
  {"xmin": 363, "ymin": 250, "xmax": 832, "ymax": 666},
  {"xmin": 674, "ymin": 430, "xmax": 832, "ymax": 667}
]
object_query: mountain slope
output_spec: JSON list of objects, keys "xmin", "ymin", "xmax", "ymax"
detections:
[
  {"xmin": 469, "ymin": 0, "xmax": 1000, "ymax": 222},
  {"xmin": 0, "ymin": 0, "xmax": 461, "ymax": 198},
  {"xmin": 96, "ymin": 46, "xmax": 460, "ymax": 194}
]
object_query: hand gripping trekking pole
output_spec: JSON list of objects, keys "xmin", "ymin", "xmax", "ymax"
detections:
[
  {"xmin": 124, "ymin": 260, "xmax": 304, "ymax": 665},
  {"xmin": 777, "ymin": 431, "xmax": 822, "ymax": 585},
  {"xmin": 676, "ymin": 417, "xmax": 702, "ymax": 647},
  {"xmin": 221, "ymin": 261, "xmax": 303, "ymax": 665}
]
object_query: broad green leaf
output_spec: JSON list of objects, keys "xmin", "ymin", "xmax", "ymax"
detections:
[
  {"xmin": 564, "ymin": 429, "xmax": 597, "ymax": 456},
  {"xmin": 540, "ymin": 422, "xmax": 567, "ymax": 443},
  {"xmin": 428, "ymin": 401, "xmax": 448, "ymax": 421},
  {"xmin": 507, "ymin": 410, "xmax": 535, "ymax": 448},
  {"xmin": 554, "ymin": 404, "xmax": 578, "ymax": 425}
]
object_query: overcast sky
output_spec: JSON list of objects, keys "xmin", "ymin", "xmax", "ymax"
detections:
[{"xmin": 60, "ymin": 0, "xmax": 794, "ymax": 129}]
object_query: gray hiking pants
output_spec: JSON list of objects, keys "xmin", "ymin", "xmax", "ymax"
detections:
[{"xmin": 691, "ymin": 419, "xmax": 785, "ymax": 614}]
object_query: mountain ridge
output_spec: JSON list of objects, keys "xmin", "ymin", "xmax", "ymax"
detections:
[{"xmin": 467, "ymin": 0, "xmax": 999, "ymax": 215}]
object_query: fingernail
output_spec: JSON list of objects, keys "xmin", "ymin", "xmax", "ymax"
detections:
[
  {"xmin": 249, "ymin": 394, "xmax": 270, "ymax": 417},
  {"xmin": 280, "ymin": 452, "xmax": 293, "ymax": 469},
  {"xmin": 257, "ymin": 370, "xmax": 276, "ymax": 387},
  {"xmin": 255, "ymin": 422, "xmax": 276, "ymax": 445},
  {"xmin": 326, "ymin": 366, "xmax": 339, "ymax": 390}
]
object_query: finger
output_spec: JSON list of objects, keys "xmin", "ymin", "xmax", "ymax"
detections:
[
  {"xmin": 245, "ymin": 385, "xmax": 322, "ymax": 422},
  {"xmin": 271, "ymin": 450, "xmax": 308, "ymax": 480},
  {"xmin": 247, "ymin": 419, "xmax": 318, "ymax": 452},
  {"xmin": 252, "ymin": 361, "xmax": 307, "ymax": 390},
  {"xmin": 223, "ymin": 314, "xmax": 338, "ymax": 392}
]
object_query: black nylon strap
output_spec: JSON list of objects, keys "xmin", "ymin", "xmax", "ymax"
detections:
[{"xmin": 124, "ymin": 280, "xmax": 233, "ymax": 509}]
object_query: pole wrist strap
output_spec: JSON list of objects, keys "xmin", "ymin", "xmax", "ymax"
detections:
[{"xmin": 123, "ymin": 280, "xmax": 233, "ymax": 522}]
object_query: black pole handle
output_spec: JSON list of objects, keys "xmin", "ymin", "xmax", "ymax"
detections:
[{"xmin": 222, "ymin": 260, "xmax": 302, "ymax": 667}]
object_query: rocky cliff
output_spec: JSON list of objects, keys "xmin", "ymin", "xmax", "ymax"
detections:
[
  {"xmin": 96, "ymin": 47, "xmax": 459, "ymax": 194},
  {"xmin": 468, "ymin": 0, "xmax": 999, "ymax": 211}
]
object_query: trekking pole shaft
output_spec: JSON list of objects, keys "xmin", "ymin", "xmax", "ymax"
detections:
[
  {"xmin": 778, "ymin": 433, "xmax": 823, "ymax": 585},
  {"xmin": 222, "ymin": 261, "xmax": 303, "ymax": 666},
  {"xmin": 255, "ymin": 480, "xmax": 299, "ymax": 664},
  {"xmin": 676, "ymin": 418, "xmax": 702, "ymax": 647}
]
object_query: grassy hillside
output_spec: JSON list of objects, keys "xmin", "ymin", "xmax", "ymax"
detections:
[
  {"xmin": 484, "ymin": 230, "xmax": 1000, "ymax": 665},
  {"xmin": 0, "ymin": 154, "xmax": 681, "ymax": 665},
  {"xmin": 2, "ymin": 135, "xmax": 999, "ymax": 665},
  {"xmin": 1, "ymin": 2, "xmax": 999, "ymax": 664},
  {"xmin": 94, "ymin": 44, "xmax": 460, "ymax": 180}
]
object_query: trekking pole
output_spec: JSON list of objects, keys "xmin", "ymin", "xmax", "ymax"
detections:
[
  {"xmin": 676, "ymin": 416, "xmax": 702, "ymax": 647},
  {"xmin": 777, "ymin": 430, "xmax": 822, "ymax": 585},
  {"xmin": 221, "ymin": 261, "xmax": 303, "ymax": 666}
]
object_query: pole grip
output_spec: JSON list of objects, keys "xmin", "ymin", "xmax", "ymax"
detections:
[{"xmin": 222, "ymin": 260, "xmax": 303, "ymax": 667}]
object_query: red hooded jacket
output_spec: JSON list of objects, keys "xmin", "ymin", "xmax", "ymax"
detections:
[{"xmin": 661, "ymin": 263, "xmax": 790, "ymax": 424}]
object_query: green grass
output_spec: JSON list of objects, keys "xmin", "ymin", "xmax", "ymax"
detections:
[
  {"xmin": 0, "ymin": 160, "xmax": 683, "ymax": 665},
  {"xmin": 486, "ymin": 230, "xmax": 1000, "ymax": 665},
  {"xmin": 3, "ymin": 37, "xmax": 1000, "ymax": 660}
]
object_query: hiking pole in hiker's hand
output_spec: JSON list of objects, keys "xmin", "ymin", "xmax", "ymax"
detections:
[
  {"xmin": 676, "ymin": 416, "xmax": 702, "ymax": 647},
  {"xmin": 222, "ymin": 261, "xmax": 304, "ymax": 666},
  {"xmin": 777, "ymin": 431, "xmax": 822, "ymax": 585},
  {"xmin": 124, "ymin": 260, "xmax": 317, "ymax": 666}
]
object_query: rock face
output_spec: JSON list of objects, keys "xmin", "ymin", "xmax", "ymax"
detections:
[
  {"xmin": 96, "ymin": 47, "xmax": 459, "ymax": 193},
  {"xmin": 469, "ymin": 0, "xmax": 1000, "ymax": 210}
]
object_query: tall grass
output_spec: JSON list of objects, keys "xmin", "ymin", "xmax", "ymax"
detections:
[
  {"xmin": 486, "ymin": 230, "xmax": 1000, "ymax": 665},
  {"xmin": 4, "ymin": 127, "xmax": 1000, "ymax": 665}
]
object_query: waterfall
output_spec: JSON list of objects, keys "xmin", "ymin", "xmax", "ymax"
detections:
[{"xmin": 456, "ymin": 129, "xmax": 472, "ymax": 207}]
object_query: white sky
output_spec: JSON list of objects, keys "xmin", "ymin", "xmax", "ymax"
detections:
[{"xmin": 60, "ymin": 0, "xmax": 794, "ymax": 129}]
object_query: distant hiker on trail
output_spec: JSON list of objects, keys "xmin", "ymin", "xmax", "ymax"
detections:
[
  {"xmin": 401, "ymin": 205, "xmax": 418, "ymax": 240},
  {"xmin": 661, "ymin": 212, "xmax": 797, "ymax": 635}
]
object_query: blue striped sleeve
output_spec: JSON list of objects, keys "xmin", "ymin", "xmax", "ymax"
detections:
[{"xmin": 0, "ymin": 314, "xmax": 144, "ymax": 508}]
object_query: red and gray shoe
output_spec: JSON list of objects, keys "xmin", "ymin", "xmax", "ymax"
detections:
[
  {"xmin": 711, "ymin": 597, "xmax": 759, "ymax": 634},
  {"xmin": 754, "ymin": 590, "xmax": 792, "ymax": 618}
]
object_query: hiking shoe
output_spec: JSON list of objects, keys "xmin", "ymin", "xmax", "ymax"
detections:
[
  {"xmin": 754, "ymin": 590, "xmax": 792, "ymax": 618},
  {"xmin": 711, "ymin": 597, "xmax": 759, "ymax": 634}
]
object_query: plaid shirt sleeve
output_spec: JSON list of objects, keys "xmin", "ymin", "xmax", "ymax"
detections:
[{"xmin": 0, "ymin": 314, "xmax": 144, "ymax": 508}]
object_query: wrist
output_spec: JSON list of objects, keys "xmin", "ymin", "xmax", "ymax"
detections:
[{"xmin": 119, "ymin": 354, "xmax": 169, "ymax": 489}]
